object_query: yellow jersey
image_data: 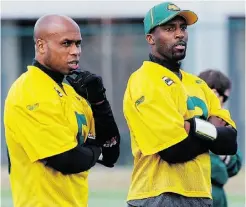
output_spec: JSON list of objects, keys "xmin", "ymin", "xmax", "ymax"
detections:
[
  {"xmin": 4, "ymin": 66, "xmax": 95, "ymax": 207},
  {"xmin": 123, "ymin": 61, "xmax": 236, "ymax": 201}
]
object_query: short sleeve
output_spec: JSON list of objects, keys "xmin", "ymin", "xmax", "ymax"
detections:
[
  {"xmin": 203, "ymin": 83, "xmax": 236, "ymax": 128},
  {"xmin": 123, "ymin": 82, "xmax": 187, "ymax": 156},
  {"xmin": 11, "ymin": 100, "xmax": 77, "ymax": 162}
]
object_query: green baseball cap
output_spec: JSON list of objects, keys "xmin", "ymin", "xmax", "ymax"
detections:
[{"xmin": 144, "ymin": 2, "xmax": 198, "ymax": 34}]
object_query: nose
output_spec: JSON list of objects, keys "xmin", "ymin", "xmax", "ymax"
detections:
[
  {"xmin": 70, "ymin": 44, "xmax": 81, "ymax": 56},
  {"xmin": 175, "ymin": 28, "xmax": 185, "ymax": 39}
]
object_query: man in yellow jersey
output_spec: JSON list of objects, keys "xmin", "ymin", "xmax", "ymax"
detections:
[
  {"xmin": 4, "ymin": 14, "xmax": 120, "ymax": 207},
  {"xmin": 123, "ymin": 2, "xmax": 237, "ymax": 207}
]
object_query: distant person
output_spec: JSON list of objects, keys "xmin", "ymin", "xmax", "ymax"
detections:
[
  {"xmin": 199, "ymin": 69, "xmax": 242, "ymax": 207},
  {"xmin": 4, "ymin": 14, "xmax": 120, "ymax": 207}
]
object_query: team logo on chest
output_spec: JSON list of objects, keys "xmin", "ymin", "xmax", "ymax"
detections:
[{"xmin": 162, "ymin": 76, "xmax": 174, "ymax": 86}]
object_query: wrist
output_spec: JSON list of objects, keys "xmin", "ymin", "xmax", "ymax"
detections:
[
  {"xmin": 90, "ymin": 100, "xmax": 105, "ymax": 106},
  {"xmin": 189, "ymin": 117, "xmax": 217, "ymax": 141}
]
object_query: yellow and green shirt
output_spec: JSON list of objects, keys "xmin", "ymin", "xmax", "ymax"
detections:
[
  {"xmin": 4, "ymin": 66, "xmax": 95, "ymax": 207},
  {"xmin": 123, "ymin": 61, "xmax": 236, "ymax": 201}
]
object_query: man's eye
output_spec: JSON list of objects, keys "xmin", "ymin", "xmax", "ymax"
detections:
[
  {"xmin": 76, "ymin": 42, "xmax": 81, "ymax": 47},
  {"xmin": 165, "ymin": 27, "xmax": 174, "ymax": 31},
  {"xmin": 181, "ymin": 25, "xmax": 187, "ymax": 31},
  {"xmin": 63, "ymin": 41, "xmax": 71, "ymax": 47}
]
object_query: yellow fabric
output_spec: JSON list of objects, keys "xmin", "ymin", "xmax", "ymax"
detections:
[
  {"xmin": 123, "ymin": 61, "xmax": 236, "ymax": 201},
  {"xmin": 4, "ymin": 66, "xmax": 94, "ymax": 207}
]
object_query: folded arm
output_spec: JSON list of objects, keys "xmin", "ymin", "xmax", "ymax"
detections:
[
  {"xmin": 43, "ymin": 144, "xmax": 101, "ymax": 174},
  {"xmin": 159, "ymin": 117, "xmax": 237, "ymax": 163}
]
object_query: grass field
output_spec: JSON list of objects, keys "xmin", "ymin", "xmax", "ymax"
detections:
[
  {"xmin": 1, "ymin": 189, "xmax": 245, "ymax": 207},
  {"xmin": 1, "ymin": 166, "xmax": 245, "ymax": 207}
]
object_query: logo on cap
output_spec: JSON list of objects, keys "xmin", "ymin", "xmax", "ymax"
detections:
[{"xmin": 167, "ymin": 4, "xmax": 180, "ymax": 11}]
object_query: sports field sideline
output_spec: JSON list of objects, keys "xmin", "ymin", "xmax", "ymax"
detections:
[{"xmin": 1, "ymin": 166, "xmax": 245, "ymax": 207}]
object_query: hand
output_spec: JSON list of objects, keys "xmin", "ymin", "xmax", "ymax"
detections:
[
  {"xmin": 66, "ymin": 71, "xmax": 106, "ymax": 104},
  {"xmin": 184, "ymin": 121, "xmax": 190, "ymax": 134},
  {"xmin": 97, "ymin": 159, "xmax": 114, "ymax": 168},
  {"xmin": 208, "ymin": 116, "xmax": 226, "ymax": 127},
  {"xmin": 219, "ymin": 155, "xmax": 231, "ymax": 165},
  {"xmin": 97, "ymin": 136, "xmax": 120, "ymax": 168}
]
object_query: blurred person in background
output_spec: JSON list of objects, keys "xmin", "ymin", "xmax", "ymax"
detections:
[
  {"xmin": 199, "ymin": 69, "xmax": 242, "ymax": 207},
  {"xmin": 123, "ymin": 2, "xmax": 238, "ymax": 207},
  {"xmin": 4, "ymin": 14, "xmax": 120, "ymax": 207}
]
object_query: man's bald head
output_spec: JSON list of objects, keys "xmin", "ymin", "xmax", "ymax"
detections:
[
  {"xmin": 33, "ymin": 14, "xmax": 80, "ymax": 42},
  {"xmin": 33, "ymin": 14, "xmax": 82, "ymax": 75}
]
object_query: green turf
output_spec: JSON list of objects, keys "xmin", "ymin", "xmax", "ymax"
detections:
[{"xmin": 1, "ymin": 189, "xmax": 245, "ymax": 207}]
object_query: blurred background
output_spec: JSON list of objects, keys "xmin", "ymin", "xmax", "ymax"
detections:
[{"xmin": 1, "ymin": 1, "xmax": 245, "ymax": 206}]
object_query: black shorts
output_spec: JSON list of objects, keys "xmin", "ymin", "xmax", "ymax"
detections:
[{"xmin": 127, "ymin": 192, "xmax": 213, "ymax": 207}]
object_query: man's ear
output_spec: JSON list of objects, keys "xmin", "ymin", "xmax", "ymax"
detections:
[
  {"xmin": 36, "ymin": 39, "xmax": 45, "ymax": 54},
  {"xmin": 146, "ymin": 34, "xmax": 155, "ymax": 45}
]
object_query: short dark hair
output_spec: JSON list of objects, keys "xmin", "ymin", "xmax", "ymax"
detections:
[{"xmin": 198, "ymin": 69, "xmax": 232, "ymax": 92}]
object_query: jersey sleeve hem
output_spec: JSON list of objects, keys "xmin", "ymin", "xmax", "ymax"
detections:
[
  {"xmin": 30, "ymin": 142, "xmax": 77, "ymax": 163},
  {"xmin": 140, "ymin": 132, "xmax": 187, "ymax": 156}
]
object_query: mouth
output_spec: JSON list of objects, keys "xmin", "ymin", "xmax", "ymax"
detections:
[
  {"xmin": 173, "ymin": 41, "xmax": 186, "ymax": 51},
  {"xmin": 68, "ymin": 60, "xmax": 79, "ymax": 70}
]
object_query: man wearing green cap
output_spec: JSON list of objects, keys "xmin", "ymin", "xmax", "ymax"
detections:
[{"xmin": 123, "ymin": 2, "xmax": 238, "ymax": 207}]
